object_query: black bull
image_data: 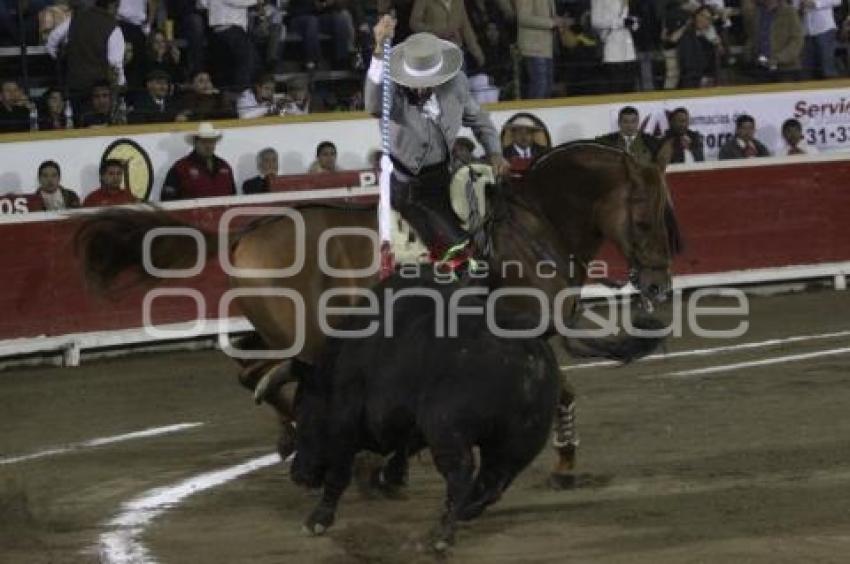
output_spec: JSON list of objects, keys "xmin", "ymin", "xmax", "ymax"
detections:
[{"xmin": 291, "ymin": 275, "xmax": 560, "ymax": 550}]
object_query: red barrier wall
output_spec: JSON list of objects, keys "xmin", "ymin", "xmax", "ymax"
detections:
[
  {"xmin": 667, "ymin": 161, "xmax": 850, "ymax": 273},
  {"xmin": 594, "ymin": 159, "xmax": 850, "ymax": 278},
  {"xmin": 0, "ymin": 206, "xmax": 233, "ymax": 341},
  {"xmin": 2, "ymin": 159, "xmax": 849, "ymax": 343}
]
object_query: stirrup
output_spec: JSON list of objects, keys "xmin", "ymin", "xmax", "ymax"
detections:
[
  {"xmin": 434, "ymin": 242, "xmax": 485, "ymax": 282},
  {"xmin": 440, "ymin": 240, "xmax": 471, "ymax": 263},
  {"xmin": 466, "ymin": 256, "xmax": 485, "ymax": 274}
]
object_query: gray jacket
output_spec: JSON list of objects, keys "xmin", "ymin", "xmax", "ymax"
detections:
[{"xmin": 364, "ymin": 64, "xmax": 501, "ymax": 175}]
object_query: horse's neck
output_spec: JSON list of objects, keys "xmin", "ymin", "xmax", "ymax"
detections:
[
  {"xmin": 488, "ymin": 196, "xmax": 586, "ymax": 287},
  {"xmin": 509, "ymin": 189, "xmax": 603, "ymax": 269}
]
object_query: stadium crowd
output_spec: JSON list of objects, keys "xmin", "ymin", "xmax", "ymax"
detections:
[{"xmin": 1, "ymin": 1, "xmax": 850, "ymax": 132}]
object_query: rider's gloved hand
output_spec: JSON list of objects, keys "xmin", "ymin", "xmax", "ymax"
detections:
[
  {"xmin": 489, "ymin": 154, "xmax": 511, "ymax": 179},
  {"xmin": 373, "ymin": 14, "xmax": 396, "ymax": 55}
]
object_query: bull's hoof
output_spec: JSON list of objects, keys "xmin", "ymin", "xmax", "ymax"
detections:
[
  {"xmin": 548, "ymin": 472, "xmax": 577, "ymax": 490},
  {"xmin": 303, "ymin": 506, "xmax": 335, "ymax": 536}
]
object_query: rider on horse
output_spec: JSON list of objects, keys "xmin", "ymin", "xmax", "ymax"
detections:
[{"xmin": 365, "ymin": 15, "xmax": 510, "ymax": 276}]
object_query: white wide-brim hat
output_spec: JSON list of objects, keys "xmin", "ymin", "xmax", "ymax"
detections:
[
  {"xmin": 389, "ymin": 33, "xmax": 463, "ymax": 89},
  {"xmin": 186, "ymin": 121, "xmax": 223, "ymax": 144}
]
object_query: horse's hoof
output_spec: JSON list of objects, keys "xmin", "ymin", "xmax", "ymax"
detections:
[
  {"xmin": 433, "ymin": 539, "xmax": 450, "ymax": 553},
  {"xmin": 548, "ymin": 472, "xmax": 577, "ymax": 490}
]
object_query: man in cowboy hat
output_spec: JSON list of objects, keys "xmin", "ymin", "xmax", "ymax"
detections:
[
  {"xmin": 366, "ymin": 15, "xmax": 509, "ymax": 274},
  {"xmin": 161, "ymin": 122, "xmax": 237, "ymax": 201}
]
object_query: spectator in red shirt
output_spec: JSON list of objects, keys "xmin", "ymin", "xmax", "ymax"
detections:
[
  {"xmin": 83, "ymin": 159, "xmax": 139, "ymax": 207},
  {"xmin": 161, "ymin": 122, "xmax": 236, "ymax": 201}
]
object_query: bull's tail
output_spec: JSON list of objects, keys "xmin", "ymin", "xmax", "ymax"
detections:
[
  {"xmin": 561, "ymin": 314, "xmax": 666, "ymax": 363},
  {"xmin": 74, "ymin": 207, "xmax": 219, "ymax": 295}
]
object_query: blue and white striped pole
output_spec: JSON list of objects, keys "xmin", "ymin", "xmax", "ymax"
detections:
[{"xmin": 378, "ymin": 34, "xmax": 394, "ymax": 278}]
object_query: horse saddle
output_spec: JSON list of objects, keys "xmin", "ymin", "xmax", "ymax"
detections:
[{"xmin": 391, "ymin": 163, "xmax": 495, "ymax": 265}]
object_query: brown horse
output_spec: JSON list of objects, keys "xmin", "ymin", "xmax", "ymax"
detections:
[{"xmin": 75, "ymin": 141, "xmax": 681, "ymax": 486}]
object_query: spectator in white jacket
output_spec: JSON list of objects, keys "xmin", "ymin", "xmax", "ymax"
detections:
[
  {"xmin": 591, "ymin": 0, "xmax": 637, "ymax": 93},
  {"xmin": 209, "ymin": 0, "xmax": 258, "ymax": 91},
  {"xmin": 791, "ymin": 0, "xmax": 841, "ymax": 79}
]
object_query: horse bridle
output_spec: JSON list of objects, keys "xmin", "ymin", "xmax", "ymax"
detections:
[
  {"xmin": 478, "ymin": 165, "xmax": 670, "ymax": 317},
  {"xmin": 622, "ymin": 164, "xmax": 673, "ymax": 313}
]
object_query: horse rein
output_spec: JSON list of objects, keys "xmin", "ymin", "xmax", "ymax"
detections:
[{"xmin": 620, "ymin": 154, "xmax": 675, "ymax": 314}]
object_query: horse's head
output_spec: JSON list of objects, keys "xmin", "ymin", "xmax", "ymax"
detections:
[
  {"xmin": 607, "ymin": 157, "xmax": 682, "ymax": 307},
  {"xmin": 507, "ymin": 142, "xmax": 682, "ymax": 308}
]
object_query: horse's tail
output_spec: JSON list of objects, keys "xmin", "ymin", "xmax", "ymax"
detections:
[
  {"xmin": 561, "ymin": 314, "xmax": 667, "ymax": 363},
  {"xmin": 74, "ymin": 207, "xmax": 220, "ymax": 295}
]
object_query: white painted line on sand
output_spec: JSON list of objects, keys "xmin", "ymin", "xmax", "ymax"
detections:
[
  {"xmin": 652, "ymin": 346, "xmax": 850, "ymax": 379},
  {"xmin": 98, "ymin": 452, "xmax": 283, "ymax": 564},
  {"xmin": 0, "ymin": 423, "xmax": 204, "ymax": 466},
  {"xmin": 559, "ymin": 329, "xmax": 850, "ymax": 372}
]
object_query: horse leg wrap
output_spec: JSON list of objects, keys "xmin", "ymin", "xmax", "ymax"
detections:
[{"xmin": 552, "ymin": 401, "xmax": 580, "ymax": 450}]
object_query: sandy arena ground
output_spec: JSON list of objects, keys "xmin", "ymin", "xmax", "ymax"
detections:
[{"xmin": 1, "ymin": 288, "xmax": 849, "ymax": 564}]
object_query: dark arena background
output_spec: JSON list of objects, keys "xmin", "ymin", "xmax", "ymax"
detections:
[{"xmin": 2, "ymin": 2, "xmax": 850, "ymax": 562}]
